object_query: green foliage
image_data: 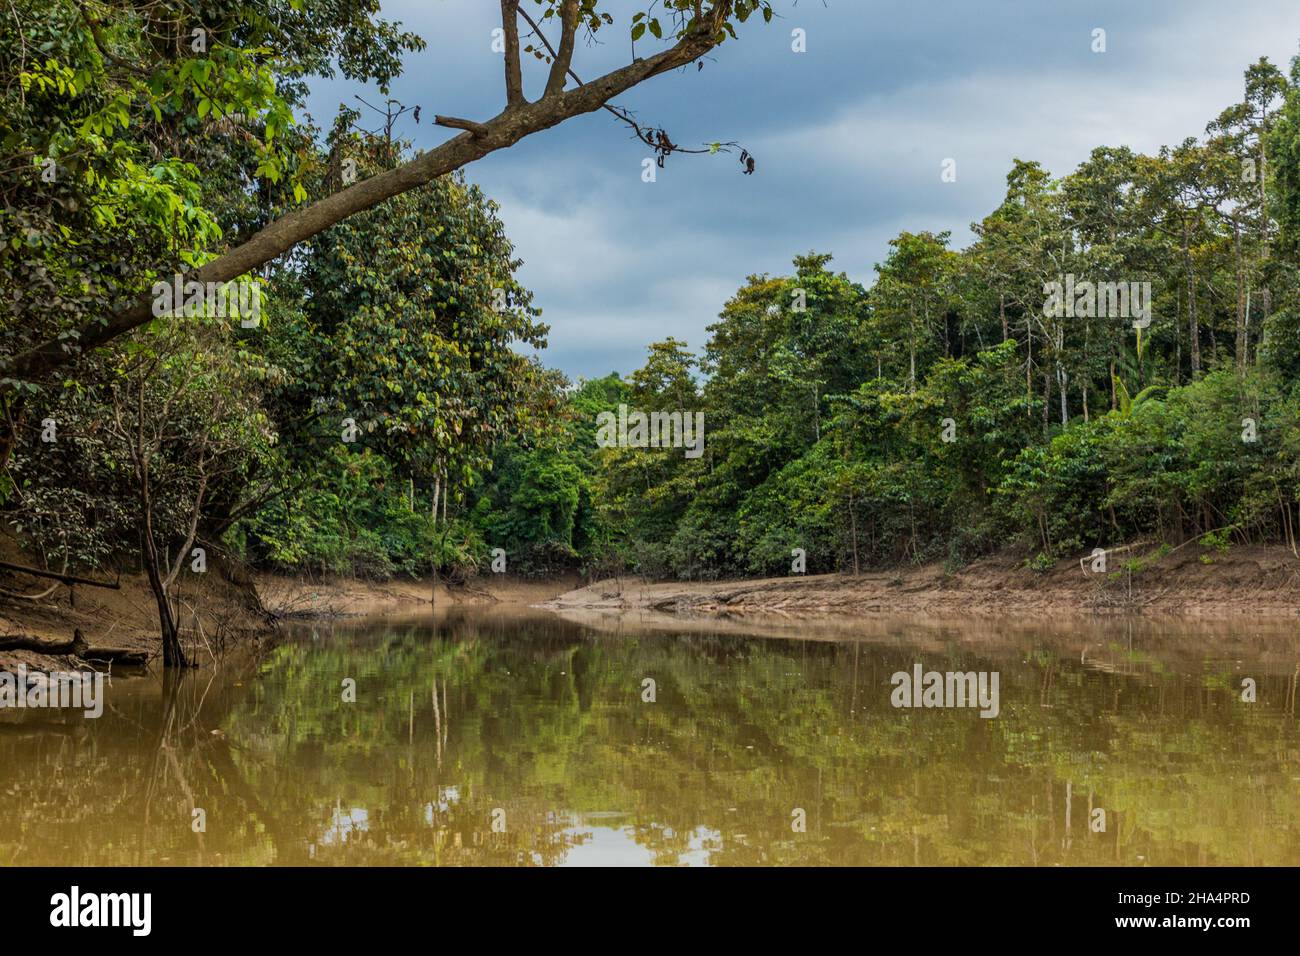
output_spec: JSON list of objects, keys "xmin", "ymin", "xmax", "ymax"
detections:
[
  {"xmin": 6, "ymin": 12, "xmax": 1300, "ymax": 595},
  {"xmin": 563, "ymin": 52, "xmax": 1300, "ymax": 580},
  {"xmin": 1, "ymin": 0, "xmax": 423, "ymax": 377},
  {"xmin": 240, "ymin": 447, "xmax": 480, "ymax": 579}
]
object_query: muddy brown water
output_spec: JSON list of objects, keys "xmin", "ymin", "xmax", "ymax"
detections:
[{"xmin": 2, "ymin": 608, "xmax": 1298, "ymax": 866}]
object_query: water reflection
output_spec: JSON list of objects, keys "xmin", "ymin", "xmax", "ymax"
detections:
[{"xmin": 1, "ymin": 610, "xmax": 1298, "ymax": 866}]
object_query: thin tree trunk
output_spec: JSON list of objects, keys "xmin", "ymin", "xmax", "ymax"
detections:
[
  {"xmin": 140, "ymin": 477, "xmax": 187, "ymax": 668},
  {"xmin": 1043, "ymin": 369, "xmax": 1051, "ymax": 431},
  {"xmin": 1174, "ymin": 286, "xmax": 1182, "ymax": 385},
  {"xmin": 1183, "ymin": 220, "xmax": 1200, "ymax": 377},
  {"xmin": 848, "ymin": 493, "xmax": 860, "ymax": 576},
  {"xmin": 143, "ymin": 538, "xmax": 185, "ymax": 668},
  {"xmin": 1057, "ymin": 362, "xmax": 1068, "ymax": 425},
  {"xmin": 1233, "ymin": 217, "xmax": 1247, "ymax": 373},
  {"xmin": 1026, "ymin": 315, "xmax": 1033, "ymax": 414},
  {"xmin": 908, "ymin": 308, "xmax": 917, "ymax": 391}
]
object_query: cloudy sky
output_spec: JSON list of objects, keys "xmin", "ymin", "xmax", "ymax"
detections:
[{"xmin": 303, "ymin": 0, "xmax": 1300, "ymax": 380}]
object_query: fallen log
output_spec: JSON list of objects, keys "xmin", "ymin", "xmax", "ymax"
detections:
[
  {"xmin": 0, "ymin": 629, "xmax": 148, "ymax": 667},
  {"xmin": 0, "ymin": 632, "xmax": 84, "ymax": 655},
  {"xmin": 0, "ymin": 559, "xmax": 121, "ymax": 590}
]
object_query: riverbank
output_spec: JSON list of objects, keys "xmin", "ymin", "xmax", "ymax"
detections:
[
  {"xmin": 544, "ymin": 543, "xmax": 1300, "ymax": 619},
  {"xmin": 0, "ymin": 559, "xmax": 580, "ymax": 669},
  {"xmin": 0, "ymin": 551, "xmax": 269, "ymax": 671},
  {"xmin": 4, "ymin": 541, "xmax": 1298, "ymax": 670},
  {"xmin": 256, "ymin": 572, "xmax": 582, "ymax": 619}
]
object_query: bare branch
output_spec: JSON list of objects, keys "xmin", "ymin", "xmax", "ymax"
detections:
[
  {"xmin": 0, "ymin": 558, "xmax": 120, "ymax": 589},
  {"xmin": 434, "ymin": 114, "xmax": 488, "ymax": 136},
  {"xmin": 518, "ymin": 2, "xmax": 753, "ymax": 170},
  {"xmin": 501, "ymin": 0, "xmax": 524, "ymax": 106},
  {"xmin": 545, "ymin": 0, "xmax": 580, "ymax": 98}
]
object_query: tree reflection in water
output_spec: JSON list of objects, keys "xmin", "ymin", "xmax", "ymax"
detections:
[{"xmin": 1, "ymin": 610, "xmax": 1298, "ymax": 866}]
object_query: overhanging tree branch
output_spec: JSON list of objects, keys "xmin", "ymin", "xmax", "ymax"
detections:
[{"xmin": 1, "ymin": 2, "xmax": 736, "ymax": 392}]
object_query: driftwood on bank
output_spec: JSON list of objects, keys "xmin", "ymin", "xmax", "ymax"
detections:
[
  {"xmin": 0, "ymin": 629, "xmax": 148, "ymax": 666},
  {"xmin": 0, "ymin": 559, "xmax": 121, "ymax": 590}
]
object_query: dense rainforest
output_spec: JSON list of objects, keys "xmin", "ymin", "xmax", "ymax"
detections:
[
  {"xmin": 4, "ymin": 2, "xmax": 1300, "ymax": 668},
  {"xmin": 461, "ymin": 52, "xmax": 1300, "ymax": 583}
]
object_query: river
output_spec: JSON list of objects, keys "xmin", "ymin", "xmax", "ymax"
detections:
[{"xmin": 2, "ymin": 608, "xmax": 1298, "ymax": 865}]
